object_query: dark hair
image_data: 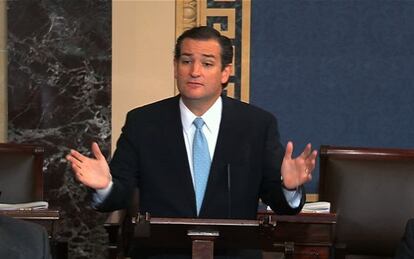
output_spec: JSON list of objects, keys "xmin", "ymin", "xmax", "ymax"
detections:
[{"xmin": 174, "ymin": 26, "xmax": 233, "ymax": 71}]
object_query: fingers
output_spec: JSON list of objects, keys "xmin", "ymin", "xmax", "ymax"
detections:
[
  {"xmin": 66, "ymin": 151, "xmax": 83, "ymax": 169},
  {"xmin": 66, "ymin": 151, "xmax": 82, "ymax": 168},
  {"xmin": 73, "ymin": 168, "xmax": 83, "ymax": 180},
  {"xmin": 284, "ymin": 141, "xmax": 294, "ymax": 159},
  {"xmin": 300, "ymin": 144, "xmax": 317, "ymax": 181},
  {"xmin": 67, "ymin": 159, "xmax": 81, "ymax": 173},
  {"xmin": 301, "ymin": 143, "xmax": 317, "ymax": 168},
  {"xmin": 91, "ymin": 142, "xmax": 104, "ymax": 160},
  {"xmin": 66, "ymin": 149, "xmax": 87, "ymax": 180},
  {"xmin": 66, "ymin": 156, "xmax": 83, "ymax": 181},
  {"xmin": 303, "ymin": 149, "xmax": 317, "ymax": 184},
  {"xmin": 301, "ymin": 143, "xmax": 312, "ymax": 158},
  {"xmin": 287, "ymin": 142, "xmax": 315, "ymax": 159},
  {"xmin": 67, "ymin": 149, "xmax": 85, "ymax": 163},
  {"xmin": 66, "ymin": 142, "xmax": 103, "ymax": 166},
  {"xmin": 306, "ymin": 150, "xmax": 318, "ymax": 170}
]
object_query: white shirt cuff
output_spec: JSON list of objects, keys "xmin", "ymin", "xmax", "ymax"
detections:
[
  {"xmin": 92, "ymin": 181, "xmax": 113, "ymax": 206},
  {"xmin": 282, "ymin": 187, "xmax": 302, "ymax": 208}
]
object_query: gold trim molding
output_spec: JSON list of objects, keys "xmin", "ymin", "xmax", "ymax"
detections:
[{"xmin": 176, "ymin": 0, "xmax": 199, "ymax": 35}]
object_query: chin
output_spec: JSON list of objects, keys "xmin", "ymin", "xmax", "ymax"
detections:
[
  {"xmin": 181, "ymin": 94, "xmax": 205, "ymax": 101},
  {"xmin": 179, "ymin": 89, "xmax": 204, "ymax": 98}
]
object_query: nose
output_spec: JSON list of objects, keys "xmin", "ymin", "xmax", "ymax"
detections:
[{"xmin": 190, "ymin": 62, "xmax": 201, "ymax": 77}]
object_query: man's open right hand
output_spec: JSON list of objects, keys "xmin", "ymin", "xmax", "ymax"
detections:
[{"xmin": 66, "ymin": 142, "xmax": 112, "ymax": 190}]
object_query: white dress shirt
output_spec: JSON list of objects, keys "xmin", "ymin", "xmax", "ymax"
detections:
[{"xmin": 179, "ymin": 96, "xmax": 221, "ymax": 186}]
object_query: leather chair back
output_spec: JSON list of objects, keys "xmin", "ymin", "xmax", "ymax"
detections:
[
  {"xmin": 319, "ymin": 145, "xmax": 414, "ymax": 258},
  {"xmin": 0, "ymin": 143, "xmax": 44, "ymax": 203}
]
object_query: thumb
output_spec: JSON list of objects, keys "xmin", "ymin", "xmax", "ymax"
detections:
[
  {"xmin": 91, "ymin": 142, "xmax": 105, "ymax": 160},
  {"xmin": 284, "ymin": 141, "xmax": 294, "ymax": 160}
]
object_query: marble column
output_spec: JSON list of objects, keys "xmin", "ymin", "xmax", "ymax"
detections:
[{"xmin": 7, "ymin": 1, "xmax": 111, "ymax": 258}]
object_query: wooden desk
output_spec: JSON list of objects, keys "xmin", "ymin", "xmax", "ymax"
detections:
[
  {"xmin": 104, "ymin": 212, "xmax": 337, "ymax": 259},
  {"xmin": 259, "ymin": 212, "xmax": 337, "ymax": 259},
  {"xmin": 0, "ymin": 209, "xmax": 68, "ymax": 259}
]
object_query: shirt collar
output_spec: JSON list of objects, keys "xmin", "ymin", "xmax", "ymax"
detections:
[{"xmin": 180, "ymin": 96, "xmax": 222, "ymax": 134}]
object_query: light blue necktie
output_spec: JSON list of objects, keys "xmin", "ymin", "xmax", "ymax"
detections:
[{"xmin": 193, "ymin": 117, "xmax": 211, "ymax": 215}]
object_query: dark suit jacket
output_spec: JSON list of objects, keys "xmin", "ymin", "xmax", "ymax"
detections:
[
  {"xmin": 394, "ymin": 219, "xmax": 414, "ymax": 259},
  {"xmin": 0, "ymin": 215, "xmax": 51, "ymax": 259},
  {"xmin": 97, "ymin": 95, "xmax": 305, "ymax": 258}
]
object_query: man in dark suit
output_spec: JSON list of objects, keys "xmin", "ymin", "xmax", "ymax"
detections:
[
  {"xmin": 0, "ymin": 215, "xmax": 51, "ymax": 259},
  {"xmin": 394, "ymin": 219, "xmax": 414, "ymax": 259},
  {"xmin": 67, "ymin": 26, "xmax": 317, "ymax": 257}
]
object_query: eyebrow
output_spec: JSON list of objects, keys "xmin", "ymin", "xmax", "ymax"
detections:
[{"xmin": 181, "ymin": 53, "xmax": 217, "ymax": 59}]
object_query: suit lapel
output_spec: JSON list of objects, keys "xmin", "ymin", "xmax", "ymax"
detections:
[
  {"xmin": 201, "ymin": 96, "xmax": 241, "ymax": 215},
  {"xmin": 210, "ymin": 96, "xmax": 236, "ymax": 168},
  {"xmin": 162, "ymin": 96, "xmax": 197, "ymax": 214}
]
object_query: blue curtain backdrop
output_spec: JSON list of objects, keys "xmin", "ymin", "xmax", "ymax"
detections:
[{"xmin": 250, "ymin": 1, "xmax": 414, "ymax": 193}]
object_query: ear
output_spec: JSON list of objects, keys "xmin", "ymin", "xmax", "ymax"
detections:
[
  {"xmin": 174, "ymin": 59, "xmax": 178, "ymax": 79},
  {"xmin": 221, "ymin": 64, "xmax": 232, "ymax": 84}
]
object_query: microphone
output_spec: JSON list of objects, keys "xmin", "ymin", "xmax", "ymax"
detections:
[{"xmin": 227, "ymin": 164, "xmax": 231, "ymax": 218}]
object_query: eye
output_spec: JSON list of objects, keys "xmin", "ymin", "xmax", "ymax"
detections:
[
  {"xmin": 181, "ymin": 59, "xmax": 192, "ymax": 64},
  {"xmin": 179, "ymin": 57, "xmax": 192, "ymax": 64},
  {"xmin": 203, "ymin": 62, "xmax": 213, "ymax": 67}
]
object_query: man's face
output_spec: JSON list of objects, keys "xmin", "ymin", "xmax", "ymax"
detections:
[{"xmin": 174, "ymin": 38, "xmax": 231, "ymax": 110}]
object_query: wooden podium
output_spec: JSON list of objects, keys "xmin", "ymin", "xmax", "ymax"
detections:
[
  {"xmin": 105, "ymin": 211, "xmax": 337, "ymax": 259},
  {"xmin": 123, "ymin": 213, "xmax": 278, "ymax": 259}
]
